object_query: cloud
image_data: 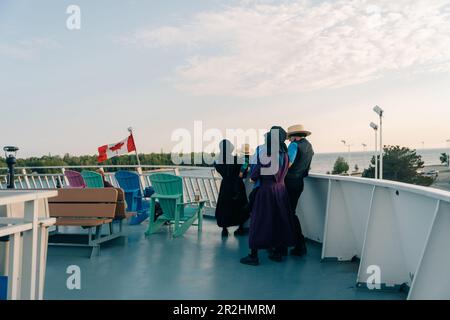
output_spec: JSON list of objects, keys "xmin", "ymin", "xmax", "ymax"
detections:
[
  {"xmin": 0, "ymin": 37, "xmax": 60, "ymax": 60},
  {"xmin": 122, "ymin": 0, "xmax": 450, "ymax": 97}
]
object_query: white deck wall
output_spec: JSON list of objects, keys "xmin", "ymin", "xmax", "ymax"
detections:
[{"xmin": 299, "ymin": 174, "xmax": 450, "ymax": 300}]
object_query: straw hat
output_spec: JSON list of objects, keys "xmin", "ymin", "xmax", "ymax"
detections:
[
  {"xmin": 287, "ymin": 124, "xmax": 311, "ymax": 137},
  {"xmin": 240, "ymin": 144, "xmax": 252, "ymax": 155}
]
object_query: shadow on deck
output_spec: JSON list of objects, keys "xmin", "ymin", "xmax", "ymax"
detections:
[{"xmin": 45, "ymin": 217, "xmax": 407, "ymax": 300}]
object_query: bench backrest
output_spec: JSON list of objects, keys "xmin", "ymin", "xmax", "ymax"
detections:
[{"xmin": 48, "ymin": 189, "xmax": 118, "ymax": 219}]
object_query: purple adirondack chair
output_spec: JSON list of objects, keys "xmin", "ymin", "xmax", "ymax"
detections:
[{"xmin": 64, "ymin": 170, "xmax": 86, "ymax": 188}]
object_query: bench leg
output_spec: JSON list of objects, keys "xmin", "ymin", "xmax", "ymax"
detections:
[
  {"xmin": 88, "ymin": 227, "xmax": 93, "ymax": 244},
  {"xmin": 95, "ymin": 226, "xmax": 101, "ymax": 240}
]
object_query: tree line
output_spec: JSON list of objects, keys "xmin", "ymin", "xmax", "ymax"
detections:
[{"xmin": 0, "ymin": 153, "xmax": 211, "ymax": 173}]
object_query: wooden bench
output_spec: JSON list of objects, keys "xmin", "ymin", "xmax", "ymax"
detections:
[{"xmin": 48, "ymin": 188, "xmax": 127, "ymax": 258}]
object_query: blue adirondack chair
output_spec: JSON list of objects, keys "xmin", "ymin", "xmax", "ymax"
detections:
[
  {"xmin": 145, "ymin": 173, "xmax": 205, "ymax": 238},
  {"xmin": 114, "ymin": 170, "xmax": 150, "ymax": 225},
  {"xmin": 81, "ymin": 171, "xmax": 104, "ymax": 188}
]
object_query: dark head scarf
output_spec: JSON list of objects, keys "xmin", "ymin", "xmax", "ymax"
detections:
[
  {"xmin": 266, "ymin": 126, "xmax": 288, "ymax": 156},
  {"xmin": 218, "ymin": 139, "xmax": 235, "ymax": 164}
]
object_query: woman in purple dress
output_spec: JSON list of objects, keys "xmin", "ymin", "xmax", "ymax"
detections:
[{"xmin": 240, "ymin": 127, "xmax": 296, "ymax": 266}]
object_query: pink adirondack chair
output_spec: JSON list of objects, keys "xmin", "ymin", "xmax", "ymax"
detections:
[{"xmin": 64, "ymin": 170, "xmax": 86, "ymax": 188}]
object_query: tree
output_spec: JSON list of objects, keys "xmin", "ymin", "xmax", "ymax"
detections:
[
  {"xmin": 0, "ymin": 152, "xmax": 211, "ymax": 173},
  {"xmin": 362, "ymin": 145, "xmax": 434, "ymax": 186},
  {"xmin": 440, "ymin": 153, "xmax": 449, "ymax": 166},
  {"xmin": 332, "ymin": 157, "xmax": 349, "ymax": 175}
]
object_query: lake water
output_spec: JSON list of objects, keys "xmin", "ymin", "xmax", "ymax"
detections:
[{"xmin": 181, "ymin": 148, "xmax": 449, "ymax": 177}]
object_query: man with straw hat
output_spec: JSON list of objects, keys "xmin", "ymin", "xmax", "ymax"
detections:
[{"xmin": 285, "ymin": 124, "xmax": 314, "ymax": 257}]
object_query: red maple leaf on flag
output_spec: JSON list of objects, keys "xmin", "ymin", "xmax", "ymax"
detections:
[{"xmin": 109, "ymin": 142, "xmax": 124, "ymax": 152}]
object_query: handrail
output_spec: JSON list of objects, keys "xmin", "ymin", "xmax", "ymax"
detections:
[
  {"xmin": 309, "ymin": 173, "xmax": 450, "ymax": 203},
  {"xmin": 2, "ymin": 165, "xmax": 450, "ymax": 208}
]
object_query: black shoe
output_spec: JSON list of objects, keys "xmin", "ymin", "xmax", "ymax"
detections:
[
  {"xmin": 234, "ymin": 227, "xmax": 249, "ymax": 236},
  {"xmin": 290, "ymin": 245, "xmax": 307, "ymax": 257},
  {"xmin": 221, "ymin": 228, "xmax": 229, "ymax": 237},
  {"xmin": 268, "ymin": 252, "xmax": 283, "ymax": 262},
  {"xmin": 240, "ymin": 255, "xmax": 259, "ymax": 266}
]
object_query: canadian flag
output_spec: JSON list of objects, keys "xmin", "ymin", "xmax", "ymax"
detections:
[{"xmin": 98, "ymin": 134, "xmax": 136, "ymax": 163}]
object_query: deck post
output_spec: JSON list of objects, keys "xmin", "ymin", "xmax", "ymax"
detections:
[
  {"xmin": 7, "ymin": 232, "xmax": 21, "ymax": 300},
  {"xmin": 20, "ymin": 200, "xmax": 39, "ymax": 300}
]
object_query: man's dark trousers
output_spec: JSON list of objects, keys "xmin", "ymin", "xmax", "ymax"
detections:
[{"xmin": 285, "ymin": 177, "xmax": 306, "ymax": 250}]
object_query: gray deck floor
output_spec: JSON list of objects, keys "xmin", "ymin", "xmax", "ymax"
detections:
[{"xmin": 44, "ymin": 218, "xmax": 406, "ymax": 300}]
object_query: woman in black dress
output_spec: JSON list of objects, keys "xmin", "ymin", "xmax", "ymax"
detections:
[{"xmin": 214, "ymin": 140, "xmax": 250, "ymax": 237}]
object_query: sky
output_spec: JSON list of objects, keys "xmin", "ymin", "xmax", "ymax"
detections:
[{"xmin": 1, "ymin": 0, "xmax": 450, "ymax": 157}]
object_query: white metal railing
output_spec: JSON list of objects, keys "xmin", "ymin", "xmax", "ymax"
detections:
[
  {"xmin": 0, "ymin": 165, "xmax": 221, "ymax": 208},
  {"xmin": 298, "ymin": 173, "xmax": 450, "ymax": 300},
  {"xmin": 0, "ymin": 190, "xmax": 57, "ymax": 300}
]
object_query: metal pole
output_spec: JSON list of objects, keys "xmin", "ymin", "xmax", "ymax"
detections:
[
  {"xmin": 379, "ymin": 114, "xmax": 383, "ymax": 180},
  {"xmin": 128, "ymin": 127, "xmax": 146, "ymax": 188},
  {"xmin": 128, "ymin": 127, "xmax": 141, "ymax": 168},
  {"xmin": 374, "ymin": 130, "xmax": 378, "ymax": 179},
  {"xmin": 6, "ymin": 156, "xmax": 16, "ymax": 189}
]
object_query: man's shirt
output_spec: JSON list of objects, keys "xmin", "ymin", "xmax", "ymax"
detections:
[{"xmin": 288, "ymin": 141, "xmax": 299, "ymax": 165}]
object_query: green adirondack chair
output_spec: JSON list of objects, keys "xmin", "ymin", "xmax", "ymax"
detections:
[
  {"xmin": 145, "ymin": 173, "xmax": 205, "ymax": 238},
  {"xmin": 81, "ymin": 171, "xmax": 104, "ymax": 188}
]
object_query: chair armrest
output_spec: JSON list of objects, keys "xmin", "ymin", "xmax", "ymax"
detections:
[
  {"xmin": 178, "ymin": 199, "xmax": 207, "ymax": 206},
  {"xmin": 150, "ymin": 193, "xmax": 181, "ymax": 200}
]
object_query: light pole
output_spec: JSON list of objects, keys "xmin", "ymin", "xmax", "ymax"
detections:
[
  {"xmin": 373, "ymin": 105, "xmax": 384, "ymax": 179},
  {"xmin": 341, "ymin": 140, "xmax": 352, "ymax": 172},
  {"xmin": 3, "ymin": 146, "xmax": 19, "ymax": 189},
  {"xmin": 370, "ymin": 122, "xmax": 378, "ymax": 179}
]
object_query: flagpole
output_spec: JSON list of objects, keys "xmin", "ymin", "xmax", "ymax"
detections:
[
  {"xmin": 128, "ymin": 127, "xmax": 141, "ymax": 167},
  {"xmin": 127, "ymin": 127, "xmax": 147, "ymax": 190}
]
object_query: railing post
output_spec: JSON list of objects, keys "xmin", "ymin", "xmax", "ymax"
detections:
[
  {"xmin": 61, "ymin": 168, "xmax": 69, "ymax": 187},
  {"xmin": 22, "ymin": 168, "xmax": 31, "ymax": 189},
  {"xmin": 136, "ymin": 167, "xmax": 147, "ymax": 188}
]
